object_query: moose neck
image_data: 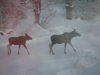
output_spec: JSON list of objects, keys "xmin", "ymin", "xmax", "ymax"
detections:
[
  {"xmin": 24, "ymin": 36, "xmax": 28, "ymax": 41},
  {"xmin": 69, "ymin": 31, "xmax": 76, "ymax": 39}
]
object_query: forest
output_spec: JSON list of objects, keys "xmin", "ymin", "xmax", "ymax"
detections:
[{"xmin": 0, "ymin": 0, "xmax": 100, "ymax": 32}]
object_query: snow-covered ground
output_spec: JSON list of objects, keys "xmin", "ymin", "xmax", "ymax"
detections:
[{"xmin": 0, "ymin": 2, "xmax": 100, "ymax": 75}]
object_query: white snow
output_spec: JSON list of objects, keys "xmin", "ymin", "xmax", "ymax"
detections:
[{"xmin": 0, "ymin": 2, "xmax": 100, "ymax": 75}]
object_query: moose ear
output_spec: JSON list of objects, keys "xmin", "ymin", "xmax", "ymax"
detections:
[
  {"xmin": 73, "ymin": 29, "xmax": 76, "ymax": 31},
  {"xmin": 25, "ymin": 33, "xmax": 27, "ymax": 36}
]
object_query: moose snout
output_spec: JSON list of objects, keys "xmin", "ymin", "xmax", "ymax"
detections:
[
  {"xmin": 29, "ymin": 38, "xmax": 32, "ymax": 40},
  {"xmin": 29, "ymin": 37, "xmax": 32, "ymax": 40},
  {"xmin": 78, "ymin": 33, "xmax": 81, "ymax": 36}
]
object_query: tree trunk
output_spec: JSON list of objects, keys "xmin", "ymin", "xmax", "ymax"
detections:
[
  {"xmin": 31, "ymin": 0, "xmax": 41, "ymax": 24},
  {"xmin": 65, "ymin": 0, "xmax": 73, "ymax": 20}
]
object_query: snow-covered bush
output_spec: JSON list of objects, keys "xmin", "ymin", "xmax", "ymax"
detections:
[{"xmin": 39, "ymin": 0, "xmax": 60, "ymax": 29}]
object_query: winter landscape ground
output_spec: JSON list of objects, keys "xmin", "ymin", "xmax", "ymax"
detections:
[{"xmin": 0, "ymin": 2, "xmax": 100, "ymax": 75}]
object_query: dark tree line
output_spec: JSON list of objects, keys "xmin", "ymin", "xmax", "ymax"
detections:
[
  {"xmin": 0, "ymin": 0, "xmax": 25, "ymax": 31},
  {"xmin": 0, "ymin": 0, "xmax": 9, "ymax": 31},
  {"xmin": 65, "ymin": 0, "xmax": 100, "ymax": 20}
]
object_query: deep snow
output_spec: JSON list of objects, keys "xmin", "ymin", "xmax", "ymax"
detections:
[{"xmin": 0, "ymin": 2, "xmax": 100, "ymax": 75}]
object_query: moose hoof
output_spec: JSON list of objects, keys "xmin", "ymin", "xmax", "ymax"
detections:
[
  {"xmin": 28, "ymin": 52, "xmax": 30, "ymax": 55},
  {"xmin": 52, "ymin": 53, "xmax": 55, "ymax": 55},
  {"xmin": 49, "ymin": 51, "xmax": 51, "ymax": 54},
  {"xmin": 64, "ymin": 53, "xmax": 67, "ymax": 54}
]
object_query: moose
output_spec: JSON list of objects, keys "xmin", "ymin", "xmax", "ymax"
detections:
[
  {"xmin": 7, "ymin": 33, "xmax": 32, "ymax": 55},
  {"xmin": 49, "ymin": 29, "xmax": 81, "ymax": 54}
]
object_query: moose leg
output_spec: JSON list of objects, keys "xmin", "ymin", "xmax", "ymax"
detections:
[
  {"xmin": 49, "ymin": 43, "xmax": 52, "ymax": 53},
  {"xmin": 69, "ymin": 42, "xmax": 76, "ymax": 52},
  {"xmin": 18, "ymin": 45, "xmax": 21, "ymax": 55},
  {"xmin": 51, "ymin": 43, "xmax": 54, "ymax": 55},
  {"xmin": 23, "ymin": 44, "xmax": 30, "ymax": 55},
  {"xmin": 7, "ymin": 44, "xmax": 10, "ymax": 55},
  {"xmin": 9, "ymin": 44, "xmax": 12, "ymax": 54},
  {"xmin": 49, "ymin": 43, "xmax": 54, "ymax": 55},
  {"xmin": 64, "ymin": 43, "xmax": 67, "ymax": 54},
  {"xmin": 7, "ymin": 44, "xmax": 12, "ymax": 55}
]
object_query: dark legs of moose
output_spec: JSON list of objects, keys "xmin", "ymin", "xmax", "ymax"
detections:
[
  {"xmin": 7, "ymin": 44, "xmax": 12, "ymax": 56},
  {"xmin": 7, "ymin": 45, "xmax": 10, "ymax": 55},
  {"xmin": 69, "ymin": 42, "xmax": 76, "ymax": 52},
  {"xmin": 64, "ymin": 43, "xmax": 67, "ymax": 54},
  {"xmin": 22, "ymin": 44, "xmax": 30, "ymax": 55},
  {"xmin": 18, "ymin": 45, "xmax": 21, "ymax": 55},
  {"xmin": 49, "ymin": 43, "xmax": 55, "ymax": 55}
]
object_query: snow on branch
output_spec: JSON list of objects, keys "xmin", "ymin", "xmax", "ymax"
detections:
[{"xmin": 39, "ymin": 8, "xmax": 56, "ymax": 29}]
